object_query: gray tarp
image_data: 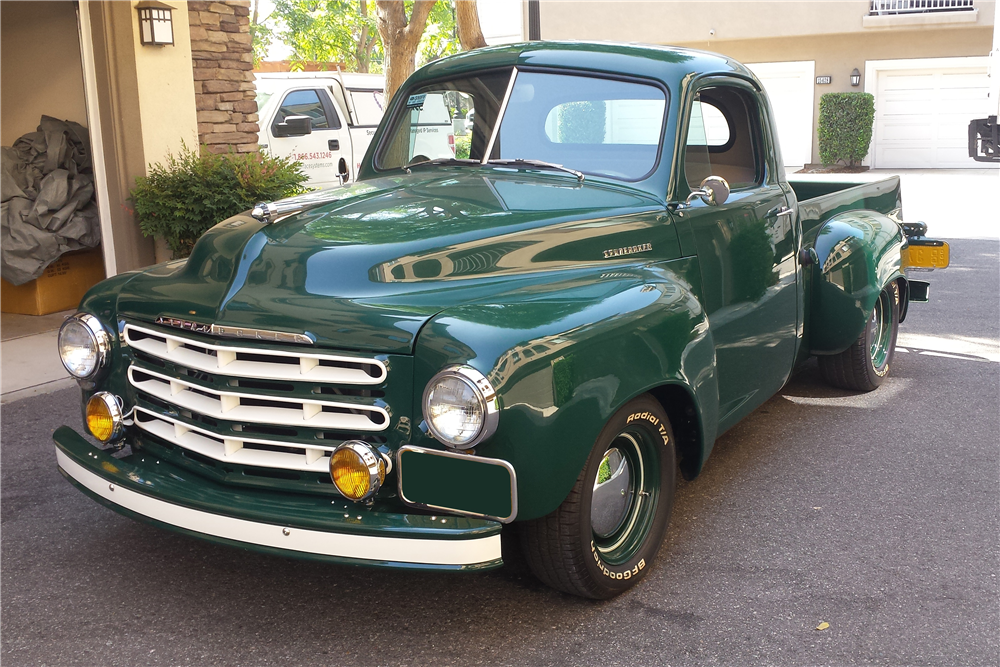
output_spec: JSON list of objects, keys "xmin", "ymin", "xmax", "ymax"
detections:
[{"xmin": 1, "ymin": 116, "xmax": 101, "ymax": 285}]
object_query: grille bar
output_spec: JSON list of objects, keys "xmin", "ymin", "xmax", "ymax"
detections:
[
  {"xmin": 128, "ymin": 366, "xmax": 389, "ymax": 432},
  {"xmin": 134, "ymin": 407, "xmax": 335, "ymax": 473},
  {"xmin": 124, "ymin": 323, "xmax": 387, "ymax": 385}
]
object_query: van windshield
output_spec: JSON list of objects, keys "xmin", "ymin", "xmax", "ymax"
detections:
[{"xmin": 376, "ymin": 69, "xmax": 667, "ymax": 181}]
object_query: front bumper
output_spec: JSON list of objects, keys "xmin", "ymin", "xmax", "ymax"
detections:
[{"xmin": 53, "ymin": 427, "xmax": 503, "ymax": 571}]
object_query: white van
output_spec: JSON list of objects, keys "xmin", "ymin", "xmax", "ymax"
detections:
[{"xmin": 254, "ymin": 72, "xmax": 388, "ymax": 189}]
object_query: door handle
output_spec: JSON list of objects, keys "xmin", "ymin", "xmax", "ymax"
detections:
[
  {"xmin": 328, "ymin": 139, "xmax": 340, "ymax": 151},
  {"xmin": 767, "ymin": 205, "xmax": 794, "ymax": 218}
]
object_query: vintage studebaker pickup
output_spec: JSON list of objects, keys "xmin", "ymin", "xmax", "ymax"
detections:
[{"xmin": 54, "ymin": 42, "xmax": 949, "ymax": 598}]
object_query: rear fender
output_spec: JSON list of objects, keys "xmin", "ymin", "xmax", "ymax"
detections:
[
  {"xmin": 807, "ymin": 211, "xmax": 905, "ymax": 356},
  {"xmin": 411, "ymin": 258, "xmax": 719, "ymax": 521}
]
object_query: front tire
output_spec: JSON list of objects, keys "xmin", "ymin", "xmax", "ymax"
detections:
[
  {"xmin": 819, "ymin": 281, "xmax": 900, "ymax": 391},
  {"xmin": 520, "ymin": 396, "xmax": 677, "ymax": 599}
]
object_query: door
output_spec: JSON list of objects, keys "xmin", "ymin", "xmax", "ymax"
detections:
[
  {"xmin": 872, "ymin": 63, "xmax": 991, "ymax": 168},
  {"xmin": 676, "ymin": 83, "xmax": 798, "ymax": 431},
  {"xmin": 264, "ymin": 88, "xmax": 351, "ymax": 188}
]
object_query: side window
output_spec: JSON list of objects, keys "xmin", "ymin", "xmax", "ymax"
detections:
[
  {"xmin": 684, "ymin": 87, "xmax": 761, "ymax": 190},
  {"xmin": 274, "ymin": 89, "xmax": 340, "ymax": 130},
  {"xmin": 347, "ymin": 89, "xmax": 385, "ymax": 126}
]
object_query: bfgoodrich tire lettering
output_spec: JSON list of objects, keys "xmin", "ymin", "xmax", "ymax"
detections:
[{"xmin": 520, "ymin": 396, "xmax": 677, "ymax": 598}]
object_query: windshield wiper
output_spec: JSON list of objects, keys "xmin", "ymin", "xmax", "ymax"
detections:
[
  {"xmin": 486, "ymin": 158, "xmax": 585, "ymax": 182},
  {"xmin": 406, "ymin": 157, "xmax": 480, "ymax": 169}
]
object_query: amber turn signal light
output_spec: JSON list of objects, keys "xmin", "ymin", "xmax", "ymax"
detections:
[
  {"xmin": 330, "ymin": 441, "xmax": 386, "ymax": 501},
  {"xmin": 86, "ymin": 392, "xmax": 124, "ymax": 443}
]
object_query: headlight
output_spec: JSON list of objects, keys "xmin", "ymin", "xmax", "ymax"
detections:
[
  {"xmin": 58, "ymin": 313, "xmax": 111, "ymax": 379},
  {"xmin": 422, "ymin": 366, "xmax": 499, "ymax": 449}
]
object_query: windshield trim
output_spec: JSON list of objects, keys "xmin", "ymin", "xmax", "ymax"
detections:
[{"xmin": 482, "ymin": 67, "xmax": 518, "ymax": 163}]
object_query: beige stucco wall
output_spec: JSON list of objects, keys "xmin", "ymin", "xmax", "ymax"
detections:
[
  {"xmin": 0, "ymin": 1, "xmax": 89, "ymax": 145},
  {"xmin": 677, "ymin": 28, "xmax": 994, "ymax": 163},
  {"xmin": 536, "ymin": 0, "xmax": 995, "ymax": 164},
  {"xmin": 129, "ymin": 0, "xmax": 199, "ymax": 168},
  {"xmin": 538, "ymin": 0, "xmax": 995, "ymax": 43}
]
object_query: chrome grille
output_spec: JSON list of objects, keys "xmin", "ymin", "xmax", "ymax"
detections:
[
  {"xmin": 125, "ymin": 322, "xmax": 393, "ymax": 478},
  {"xmin": 124, "ymin": 323, "xmax": 386, "ymax": 385}
]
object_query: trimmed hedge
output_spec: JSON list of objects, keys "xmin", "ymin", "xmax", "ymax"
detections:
[
  {"xmin": 818, "ymin": 92, "xmax": 875, "ymax": 167},
  {"xmin": 131, "ymin": 146, "xmax": 307, "ymax": 258}
]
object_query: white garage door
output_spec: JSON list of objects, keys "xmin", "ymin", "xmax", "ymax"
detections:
[
  {"xmin": 872, "ymin": 63, "xmax": 991, "ymax": 168},
  {"xmin": 746, "ymin": 61, "xmax": 815, "ymax": 169}
]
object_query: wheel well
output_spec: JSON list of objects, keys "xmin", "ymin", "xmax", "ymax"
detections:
[{"xmin": 648, "ymin": 384, "xmax": 702, "ymax": 481}]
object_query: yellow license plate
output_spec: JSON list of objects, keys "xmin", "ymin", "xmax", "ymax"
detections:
[{"xmin": 903, "ymin": 242, "xmax": 950, "ymax": 269}]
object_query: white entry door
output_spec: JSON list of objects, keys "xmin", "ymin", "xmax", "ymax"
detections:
[
  {"xmin": 746, "ymin": 61, "xmax": 816, "ymax": 169},
  {"xmin": 869, "ymin": 59, "xmax": 991, "ymax": 168}
]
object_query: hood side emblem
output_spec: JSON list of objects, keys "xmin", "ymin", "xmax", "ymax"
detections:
[{"xmin": 603, "ymin": 243, "xmax": 652, "ymax": 259}]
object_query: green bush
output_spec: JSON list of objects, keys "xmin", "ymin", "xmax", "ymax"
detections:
[
  {"xmin": 131, "ymin": 146, "xmax": 308, "ymax": 257},
  {"xmin": 455, "ymin": 134, "xmax": 471, "ymax": 160},
  {"xmin": 817, "ymin": 93, "xmax": 875, "ymax": 167}
]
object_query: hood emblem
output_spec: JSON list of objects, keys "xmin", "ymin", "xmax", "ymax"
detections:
[
  {"xmin": 603, "ymin": 243, "xmax": 652, "ymax": 259},
  {"xmin": 155, "ymin": 317, "xmax": 314, "ymax": 345}
]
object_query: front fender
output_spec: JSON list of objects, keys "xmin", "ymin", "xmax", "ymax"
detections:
[
  {"xmin": 411, "ymin": 258, "xmax": 718, "ymax": 521},
  {"xmin": 808, "ymin": 211, "xmax": 905, "ymax": 355}
]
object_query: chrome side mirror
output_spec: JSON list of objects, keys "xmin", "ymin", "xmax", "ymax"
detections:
[{"xmin": 684, "ymin": 176, "xmax": 731, "ymax": 207}]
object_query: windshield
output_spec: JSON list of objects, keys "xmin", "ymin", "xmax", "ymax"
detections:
[{"xmin": 376, "ymin": 70, "xmax": 667, "ymax": 181}]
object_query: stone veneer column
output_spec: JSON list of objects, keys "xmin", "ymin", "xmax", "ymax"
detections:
[{"xmin": 188, "ymin": 1, "xmax": 258, "ymax": 153}]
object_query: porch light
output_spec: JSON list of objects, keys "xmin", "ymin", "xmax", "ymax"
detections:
[
  {"xmin": 136, "ymin": 1, "xmax": 174, "ymax": 46},
  {"xmin": 851, "ymin": 69, "xmax": 861, "ymax": 87}
]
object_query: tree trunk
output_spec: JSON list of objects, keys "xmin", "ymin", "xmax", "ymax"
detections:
[
  {"xmin": 355, "ymin": 0, "xmax": 371, "ymax": 73},
  {"xmin": 455, "ymin": 0, "xmax": 487, "ymax": 51},
  {"xmin": 375, "ymin": 0, "xmax": 437, "ymax": 102}
]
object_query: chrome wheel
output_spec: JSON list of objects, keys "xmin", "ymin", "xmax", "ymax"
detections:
[{"xmin": 869, "ymin": 288, "xmax": 894, "ymax": 371}]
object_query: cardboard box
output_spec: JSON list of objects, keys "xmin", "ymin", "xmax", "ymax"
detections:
[{"xmin": 1, "ymin": 248, "xmax": 106, "ymax": 315}]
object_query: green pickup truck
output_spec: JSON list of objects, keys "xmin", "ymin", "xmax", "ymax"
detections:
[{"xmin": 54, "ymin": 42, "xmax": 949, "ymax": 599}]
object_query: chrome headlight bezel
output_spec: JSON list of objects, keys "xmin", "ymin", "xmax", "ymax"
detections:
[
  {"xmin": 58, "ymin": 313, "xmax": 112, "ymax": 380},
  {"xmin": 422, "ymin": 365, "xmax": 500, "ymax": 450}
]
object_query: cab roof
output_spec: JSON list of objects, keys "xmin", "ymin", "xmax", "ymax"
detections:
[{"xmin": 412, "ymin": 41, "xmax": 757, "ymax": 89}]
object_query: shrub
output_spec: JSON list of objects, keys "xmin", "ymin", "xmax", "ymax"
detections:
[
  {"xmin": 131, "ymin": 146, "xmax": 308, "ymax": 257},
  {"xmin": 817, "ymin": 93, "xmax": 875, "ymax": 167}
]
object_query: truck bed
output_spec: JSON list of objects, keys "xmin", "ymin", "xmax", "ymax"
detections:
[{"xmin": 789, "ymin": 177, "xmax": 902, "ymax": 241}]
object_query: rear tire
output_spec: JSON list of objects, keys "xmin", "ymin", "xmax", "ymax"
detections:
[
  {"xmin": 520, "ymin": 396, "xmax": 676, "ymax": 599},
  {"xmin": 819, "ymin": 281, "xmax": 900, "ymax": 392}
]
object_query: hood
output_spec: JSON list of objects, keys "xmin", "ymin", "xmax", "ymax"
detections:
[{"xmin": 117, "ymin": 169, "xmax": 673, "ymax": 353}]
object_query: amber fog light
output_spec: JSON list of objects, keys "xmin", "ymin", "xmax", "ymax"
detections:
[
  {"xmin": 330, "ymin": 441, "xmax": 386, "ymax": 501},
  {"xmin": 86, "ymin": 392, "xmax": 124, "ymax": 443}
]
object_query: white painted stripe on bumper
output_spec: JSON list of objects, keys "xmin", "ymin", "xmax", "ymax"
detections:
[{"xmin": 56, "ymin": 449, "xmax": 502, "ymax": 567}]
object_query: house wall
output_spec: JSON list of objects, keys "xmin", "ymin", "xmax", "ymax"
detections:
[
  {"xmin": 0, "ymin": 1, "xmax": 89, "ymax": 145},
  {"xmin": 130, "ymin": 0, "xmax": 200, "ymax": 167},
  {"xmin": 535, "ymin": 0, "xmax": 995, "ymax": 164}
]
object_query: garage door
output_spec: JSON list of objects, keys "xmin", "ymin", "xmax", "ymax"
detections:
[
  {"xmin": 746, "ymin": 61, "xmax": 815, "ymax": 168},
  {"xmin": 872, "ymin": 65, "xmax": 991, "ymax": 168}
]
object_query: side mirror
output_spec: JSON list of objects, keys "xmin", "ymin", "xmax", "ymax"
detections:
[
  {"xmin": 683, "ymin": 175, "xmax": 731, "ymax": 207},
  {"xmin": 273, "ymin": 115, "xmax": 312, "ymax": 137}
]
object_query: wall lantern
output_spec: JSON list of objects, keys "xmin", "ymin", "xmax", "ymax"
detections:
[
  {"xmin": 851, "ymin": 68, "xmax": 861, "ymax": 87},
  {"xmin": 137, "ymin": 1, "xmax": 175, "ymax": 46}
]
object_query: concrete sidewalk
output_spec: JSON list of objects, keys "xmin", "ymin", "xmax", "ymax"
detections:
[{"xmin": 1, "ymin": 310, "xmax": 74, "ymax": 404}]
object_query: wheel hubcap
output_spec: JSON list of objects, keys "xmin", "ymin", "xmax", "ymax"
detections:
[
  {"xmin": 591, "ymin": 447, "xmax": 632, "ymax": 538},
  {"xmin": 589, "ymin": 428, "xmax": 659, "ymax": 565}
]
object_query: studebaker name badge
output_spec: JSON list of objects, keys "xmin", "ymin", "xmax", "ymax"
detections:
[
  {"xmin": 154, "ymin": 316, "xmax": 314, "ymax": 345},
  {"xmin": 603, "ymin": 243, "xmax": 652, "ymax": 259}
]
